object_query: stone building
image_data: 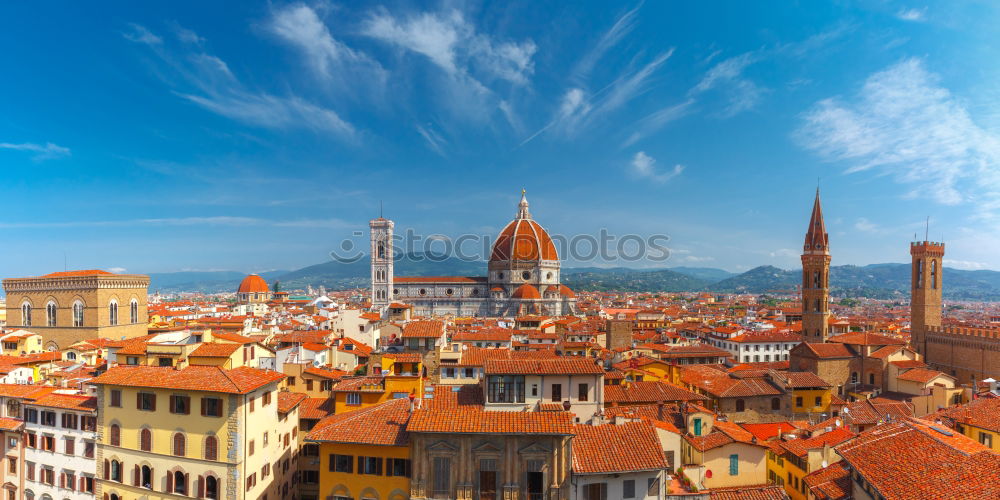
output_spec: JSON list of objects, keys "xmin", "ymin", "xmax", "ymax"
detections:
[
  {"xmin": 909, "ymin": 240, "xmax": 1000, "ymax": 383},
  {"xmin": 801, "ymin": 189, "xmax": 831, "ymax": 342},
  {"xmin": 372, "ymin": 192, "xmax": 577, "ymax": 317},
  {"xmin": 2, "ymin": 270, "xmax": 149, "ymax": 350}
]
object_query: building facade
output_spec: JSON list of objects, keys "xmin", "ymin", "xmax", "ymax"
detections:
[
  {"xmin": 24, "ymin": 392, "xmax": 99, "ymax": 500},
  {"xmin": 372, "ymin": 192, "xmax": 577, "ymax": 317},
  {"xmin": 3, "ymin": 270, "xmax": 149, "ymax": 350}
]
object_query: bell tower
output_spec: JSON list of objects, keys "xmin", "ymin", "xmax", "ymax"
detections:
[
  {"xmin": 910, "ymin": 239, "xmax": 944, "ymax": 357},
  {"xmin": 370, "ymin": 216, "xmax": 394, "ymax": 309},
  {"xmin": 801, "ymin": 189, "xmax": 831, "ymax": 342}
]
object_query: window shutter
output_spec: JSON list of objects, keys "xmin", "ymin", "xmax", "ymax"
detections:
[
  {"xmin": 137, "ymin": 393, "xmax": 142, "ymax": 410},
  {"xmin": 103, "ymin": 460, "xmax": 109, "ymax": 480},
  {"xmin": 167, "ymin": 470, "xmax": 173, "ymax": 492},
  {"xmin": 376, "ymin": 457, "xmax": 383, "ymax": 476},
  {"xmin": 104, "ymin": 494, "xmax": 109, "ymax": 500},
  {"xmin": 200, "ymin": 398, "xmax": 207, "ymax": 416},
  {"xmin": 79, "ymin": 477, "xmax": 85, "ymax": 491},
  {"xmin": 357, "ymin": 456, "xmax": 363, "ymax": 474},
  {"xmin": 151, "ymin": 394, "xmax": 156, "ymax": 411},
  {"xmin": 197, "ymin": 475, "xmax": 204, "ymax": 499},
  {"xmin": 60, "ymin": 472, "xmax": 65, "ymax": 488},
  {"xmin": 185, "ymin": 473, "xmax": 190, "ymax": 495},
  {"xmin": 134, "ymin": 465, "xmax": 140, "ymax": 486}
]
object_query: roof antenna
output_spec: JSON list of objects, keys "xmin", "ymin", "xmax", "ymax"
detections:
[
  {"xmin": 925, "ymin": 216, "xmax": 930, "ymax": 242},
  {"xmin": 380, "ymin": 200, "xmax": 383, "ymax": 218}
]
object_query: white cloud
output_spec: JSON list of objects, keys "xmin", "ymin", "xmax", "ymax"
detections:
[
  {"xmin": 690, "ymin": 52, "xmax": 765, "ymax": 117},
  {"xmin": 0, "ymin": 142, "xmax": 71, "ymax": 161},
  {"xmin": 124, "ymin": 24, "xmax": 356, "ymax": 139},
  {"xmin": 622, "ymin": 98, "xmax": 694, "ymax": 147},
  {"xmin": 629, "ymin": 151, "xmax": 684, "ymax": 183},
  {"xmin": 854, "ymin": 217, "xmax": 880, "ymax": 233},
  {"xmin": 769, "ymin": 248, "xmax": 797, "ymax": 258},
  {"xmin": 268, "ymin": 3, "xmax": 385, "ymax": 86},
  {"xmin": 681, "ymin": 255, "xmax": 715, "ymax": 263},
  {"xmin": 796, "ymin": 58, "xmax": 1000, "ymax": 215},
  {"xmin": 123, "ymin": 23, "xmax": 162, "ymax": 45},
  {"xmin": 943, "ymin": 259, "xmax": 988, "ymax": 270},
  {"xmin": 107, "ymin": 267, "xmax": 127, "ymax": 273},
  {"xmin": 416, "ymin": 124, "xmax": 447, "ymax": 156},
  {"xmin": 896, "ymin": 8, "xmax": 927, "ymax": 22},
  {"xmin": 362, "ymin": 9, "xmax": 535, "ymax": 85},
  {"xmin": 572, "ymin": 2, "xmax": 642, "ymax": 83}
]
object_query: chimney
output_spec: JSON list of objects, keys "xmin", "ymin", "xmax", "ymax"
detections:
[{"xmin": 657, "ymin": 401, "xmax": 665, "ymax": 421}]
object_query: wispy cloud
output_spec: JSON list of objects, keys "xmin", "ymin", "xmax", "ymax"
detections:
[
  {"xmin": 896, "ymin": 8, "xmax": 927, "ymax": 22},
  {"xmin": 124, "ymin": 23, "xmax": 356, "ymax": 139},
  {"xmin": 629, "ymin": 151, "xmax": 684, "ymax": 183},
  {"xmin": 123, "ymin": 23, "xmax": 162, "ymax": 45},
  {"xmin": 107, "ymin": 267, "xmax": 128, "ymax": 273},
  {"xmin": 943, "ymin": 259, "xmax": 988, "ymax": 270},
  {"xmin": 690, "ymin": 52, "xmax": 765, "ymax": 117},
  {"xmin": 416, "ymin": 123, "xmax": 447, "ymax": 156},
  {"xmin": 0, "ymin": 142, "xmax": 71, "ymax": 161},
  {"xmin": 622, "ymin": 98, "xmax": 694, "ymax": 147},
  {"xmin": 796, "ymin": 58, "xmax": 1000, "ymax": 216},
  {"xmin": 854, "ymin": 217, "xmax": 880, "ymax": 233},
  {"xmin": 268, "ymin": 3, "xmax": 386, "ymax": 92},
  {"xmin": 571, "ymin": 2, "xmax": 643, "ymax": 84}
]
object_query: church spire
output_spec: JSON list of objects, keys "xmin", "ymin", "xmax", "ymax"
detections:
[
  {"xmin": 517, "ymin": 188, "xmax": 531, "ymax": 219},
  {"xmin": 804, "ymin": 188, "xmax": 828, "ymax": 254}
]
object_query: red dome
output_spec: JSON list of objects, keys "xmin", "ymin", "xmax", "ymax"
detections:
[
  {"xmin": 557, "ymin": 285, "xmax": 576, "ymax": 298},
  {"xmin": 237, "ymin": 274, "xmax": 269, "ymax": 294},
  {"xmin": 511, "ymin": 284, "xmax": 541, "ymax": 300},
  {"xmin": 490, "ymin": 219, "xmax": 558, "ymax": 262}
]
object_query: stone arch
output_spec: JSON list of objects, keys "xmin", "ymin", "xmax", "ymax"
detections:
[
  {"xmin": 359, "ymin": 487, "xmax": 380, "ymax": 500},
  {"xmin": 45, "ymin": 341, "xmax": 59, "ymax": 351},
  {"xmin": 388, "ymin": 488, "xmax": 409, "ymax": 500},
  {"xmin": 330, "ymin": 484, "xmax": 352, "ymax": 498}
]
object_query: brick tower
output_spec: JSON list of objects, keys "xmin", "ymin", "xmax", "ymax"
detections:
[
  {"xmin": 801, "ymin": 189, "xmax": 831, "ymax": 342},
  {"xmin": 910, "ymin": 240, "xmax": 944, "ymax": 357}
]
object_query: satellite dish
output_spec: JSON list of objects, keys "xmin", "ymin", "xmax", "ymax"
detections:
[
  {"xmin": 821, "ymin": 460, "xmax": 828, "ymax": 468},
  {"xmin": 462, "ymin": 344, "xmax": 468, "ymax": 351}
]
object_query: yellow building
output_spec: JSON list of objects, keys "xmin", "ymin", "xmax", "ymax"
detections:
[
  {"xmin": 332, "ymin": 354, "xmax": 423, "ymax": 414},
  {"xmin": 307, "ymin": 398, "xmax": 412, "ymax": 500},
  {"xmin": 679, "ymin": 413, "xmax": 770, "ymax": 491},
  {"xmin": 0, "ymin": 329, "xmax": 43, "ymax": 355},
  {"xmin": 765, "ymin": 426, "xmax": 854, "ymax": 500},
  {"xmin": 91, "ymin": 364, "xmax": 295, "ymax": 500},
  {"xmin": 938, "ymin": 396, "xmax": 1000, "ymax": 451}
]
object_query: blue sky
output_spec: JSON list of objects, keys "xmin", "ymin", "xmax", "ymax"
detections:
[{"xmin": 2, "ymin": 1, "xmax": 1000, "ymax": 277}]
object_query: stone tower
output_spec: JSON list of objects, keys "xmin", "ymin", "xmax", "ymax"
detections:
[
  {"xmin": 910, "ymin": 240, "xmax": 944, "ymax": 357},
  {"xmin": 801, "ymin": 189, "xmax": 831, "ymax": 342},
  {"xmin": 370, "ymin": 217, "xmax": 394, "ymax": 309}
]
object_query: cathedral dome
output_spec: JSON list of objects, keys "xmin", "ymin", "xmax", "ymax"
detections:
[
  {"xmin": 489, "ymin": 191, "xmax": 558, "ymax": 262},
  {"xmin": 511, "ymin": 284, "xmax": 541, "ymax": 299},
  {"xmin": 237, "ymin": 274, "xmax": 269, "ymax": 294},
  {"xmin": 556, "ymin": 285, "xmax": 575, "ymax": 298}
]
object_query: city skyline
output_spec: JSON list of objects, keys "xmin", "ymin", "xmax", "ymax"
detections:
[{"xmin": 3, "ymin": 1, "xmax": 1000, "ymax": 277}]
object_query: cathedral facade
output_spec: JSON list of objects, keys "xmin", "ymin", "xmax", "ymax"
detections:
[{"xmin": 371, "ymin": 192, "xmax": 577, "ymax": 317}]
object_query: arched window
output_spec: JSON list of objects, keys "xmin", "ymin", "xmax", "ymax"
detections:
[
  {"xmin": 915, "ymin": 259, "xmax": 923, "ymax": 288},
  {"xmin": 140, "ymin": 465, "xmax": 152, "ymax": 489},
  {"xmin": 110, "ymin": 494, "xmax": 120, "ymax": 500},
  {"xmin": 205, "ymin": 476, "xmax": 219, "ymax": 500},
  {"xmin": 24, "ymin": 490, "xmax": 33, "ymax": 500},
  {"xmin": 868, "ymin": 373, "xmax": 875, "ymax": 385},
  {"xmin": 21, "ymin": 302, "xmax": 32, "ymax": 327},
  {"xmin": 173, "ymin": 471, "xmax": 187, "ymax": 495},
  {"xmin": 735, "ymin": 399, "xmax": 746, "ymax": 412},
  {"xmin": 771, "ymin": 397, "xmax": 781, "ymax": 410},
  {"xmin": 140, "ymin": 428, "xmax": 152, "ymax": 451},
  {"xmin": 72, "ymin": 301, "xmax": 85, "ymax": 327},
  {"xmin": 931, "ymin": 259, "xmax": 938, "ymax": 289},
  {"xmin": 173, "ymin": 432, "xmax": 186, "ymax": 456},
  {"xmin": 108, "ymin": 301, "xmax": 118, "ymax": 326},
  {"xmin": 46, "ymin": 301, "xmax": 57, "ymax": 327},
  {"xmin": 110, "ymin": 424, "xmax": 121, "ymax": 446},
  {"xmin": 110, "ymin": 460, "xmax": 122, "ymax": 482},
  {"xmin": 130, "ymin": 299, "xmax": 139, "ymax": 324},
  {"xmin": 66, "ymin": 352, "xmax": 77, "ymax": 360},
  {"xmin": 204, "ymin": 435, "xmax": 218, "ymax": 461}
]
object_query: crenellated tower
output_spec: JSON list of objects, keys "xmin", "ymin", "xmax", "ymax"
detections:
[
  {"xmin": 910, "ymin": 240, "xmax": 944, "ymax": 357},
  {"xmin": 370, "ymin": 217, "xmax": 394, "ymax": 309},
  {"xmin": 801, "ymin": 189, "xmax": 831, "ymax": 342}
]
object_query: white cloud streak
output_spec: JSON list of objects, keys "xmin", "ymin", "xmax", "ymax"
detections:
[
  {"xmin": 896, "ymin": 8, "xmax": 927, "ymax": 22},
  {"xmin": 0, "ymin": 142, "xmax": 71, "ymax": 161},
  {"xmin": 797, "ymin": 58, "xmax": 1000, "ymax": 216},
  {"xmin": 572, "ymin": 2, "xmax": 643, "ymax": 83},
  {"xmin": 690, "ymin": 52, "xmax": 764, "ymax": 117},
  {"xmin": 123, "ymin": 23, "xmax": 162, "ymax": 45}
]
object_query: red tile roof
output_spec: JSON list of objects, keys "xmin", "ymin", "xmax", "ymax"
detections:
[
  {"xmin": 401, "ymin": 320, "xmax": 445, "ymax": 338},
  {"xmin": 408, "ymin": 407, "xmax": 574, "ymax": 435},
  {"xmin": 29, "ymin": 393, "xmax": 97, "ymax": 413},
  {"xmin": 803, "ymin": 461, "xmax": 851, "ymax": 500},
  {"xmin": 778, "ymin": 427, "xmax": 855, "ymax": 458},
  {"xmin": 740, "ymin": 421, "xmax": 801, "ymax": 441},
  {"xmin": 298, "ymin": 397, "xmax": 336, "ymax": 420},
  {"xmin": 836, "ymin": 418, "xmax": 1000, "ymax": 500},
  {"xmin": 0, "ymin": 417, "xmax": 24, "ymax": 432},
  {"xmin": 40, "ymin": 269, "xmax": 116, "ymax": 278},
  {"xmin": 801, "ymin": 342, "xmax": 855, "ymax": 359},
  {"xmin": 936, "ymin": 397, "xmax": 1000, "ymax": 433},
  {"xmin": 828, "ymin": 332, "xmax": 905, "ymax": 346},
  {"xmin": 897, "ymin": 368, "xmax": 950, "ymax": 384},
  {"xmin": 277, "ymin": 392, "xmax": 307, "ymax": 413},
  {"xmin": 707, "ymin": 485, "xmax": 789, "ymax": 500},
  {"xmin": 603, "ymin": 381, "xmax": 708, "ymax": 404},
  {"xmin": 90, "ymin": 365, "xmax": 284, "ymax": 394},
  {"xmin": 307, "ymin": 398, "xmax": 411, "ymax": 446},
  {"xmin": 189, "ymin": 343, "xmax": 241, "ymax": 358},
  {"xmin": 571, "ymin": 421, "xmax": 668, "ymax": 474},
  {"xmin": 843, "ymin": 398, "xmax": 913, "ymax": 426},
  {"xmin": 303, "ymin": 366, "xmax": 349, "ymax": 380}
]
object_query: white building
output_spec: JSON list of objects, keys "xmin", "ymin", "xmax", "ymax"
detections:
[
  {"xmin": 570, "ymin": 421, "xmax": 669, "ymax": 500},
  {"xmin": 704, "ymin": 329, "xmax": 802, "ymax": 364},
  {"xmin": 23, "ymin": 391, "xmax": 98, "ymax": 500}
]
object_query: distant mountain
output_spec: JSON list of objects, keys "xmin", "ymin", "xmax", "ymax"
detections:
[
  {"xmin": 707, "ymin": 265, "xmax": 796, "ymax": 294},
  {"xmin": 562, "ymin": 268, "xmax": 711, "ymax": 293},
  {"xmin": 148, "ymin": 270, "xmax": 287, "ymax": 293},
  {"xmin": 668, "ymin": 266, "xmax": 738, "ymax": 282},
  {"xmin": 276, "ymin": 253, "xmax": 486, "ymax": 290}
]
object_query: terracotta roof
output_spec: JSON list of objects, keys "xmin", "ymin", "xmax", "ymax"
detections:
[
  {"xmin": 836, "ymin": 418, "xmax": 1000, "ymax": 500},
  {"xmin": 889, "ymin": 359, "xmax": 928, "ymax": 369},
  {"xmin": 90, "ymin": 365, "xmax": 284, "ymax": 394},
  {"xmin": 237, "ymin": 274, "xmax": 269, "ymax": 293},
  {"xmin": 40, "ymin": 269, "xmax": 115, "ymax": 278},
  {"xmin": 408, "ymin": 407, "xmax": 574, "ymax": 434},
  {"xmin": 843, "ymin": 398, "xmax": 913, "ymax": 426},
  {"xmin": 307, "ymin": 398, "xmax": 410, "ymax": 446},
  {"xmin": 277, "ymin": 392, "xmax": 307, "ymax": 413},
  {"xmin": 740, "ymin": 421, "xmax": 801, "ymax": 441},
  {"xmin": 803, "ymin": 461, "xmax": 851, "ymax": 500},
  {"xmin": 779, "ymin": 427, "xmax": 855, "ymax": 458},
  {"xmin": 897, "ymin": 368, "xmax": 950, "ymax": 384},
  {"xmin": 684, "ymin": 431, "xmax": 734, "ymax": 452},
  {"xmin": 332, "ymin": 376, "xmax": 384, "ymax": 393},
  {"xmin": 707, "ymin": 485, "xmax": 789, "ymax": 500},
  {"xmin": 604, "ymin": 381, "xmax": 708, "ymax": 404},
  {"xmin": 383, "ymin": 352, "xmax": 423, "ymax": 363},
  {"xmin": 0, "ymin": 385, "xmax": 54, "ymax": 400},
  {"xmin": 483, "ymin": 358, "xmax": 604, "ymax": 375},
  {"xmin": 802, "ymin": 342, "xmax": 855, "ymax": 359},
  {"xmin": 936, "ymin": 397, "xmax": 1000, "ymax": 433},
  {"xmin": 511, "ymin": 284, "xmax": 541, "ymax": 300},
  {"xmin": 489, "ymin": 212, "xmax": 558, "ymax": 262},
  {"xmin": 869, "ymin": 345, "xmax": 904, "ymax": 359},
  {"xmin": 0, "ymin": 417, "xmax": 24, "ymax": 432},
  {"xmin": 212, "ymin": 332, "xmax": 258, "ymax": 344},
  {"xmin": 189, "ymin": 343, "xmax": 241, "ymax": 358},
  {"xmin": 28, "ymin": 393, "xmax": 97, "ymax": 413},
  {"xmin": 571, "ymin": 422, "xmax": 668, "ymax": 474},
  {"xmin": 781, "ymin": 371, "xmax": 833, "ymax": 388},
  {"xmin": 401, "ymin": 320, "xmax": 445, "ymax": 338},
  {"xmin": 828, "ymin": 332, "xmax": 905, "ymax": 346},
  {"xmin": 298, "ymin": 397, "xmax": 336, "ymax": 420}
]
